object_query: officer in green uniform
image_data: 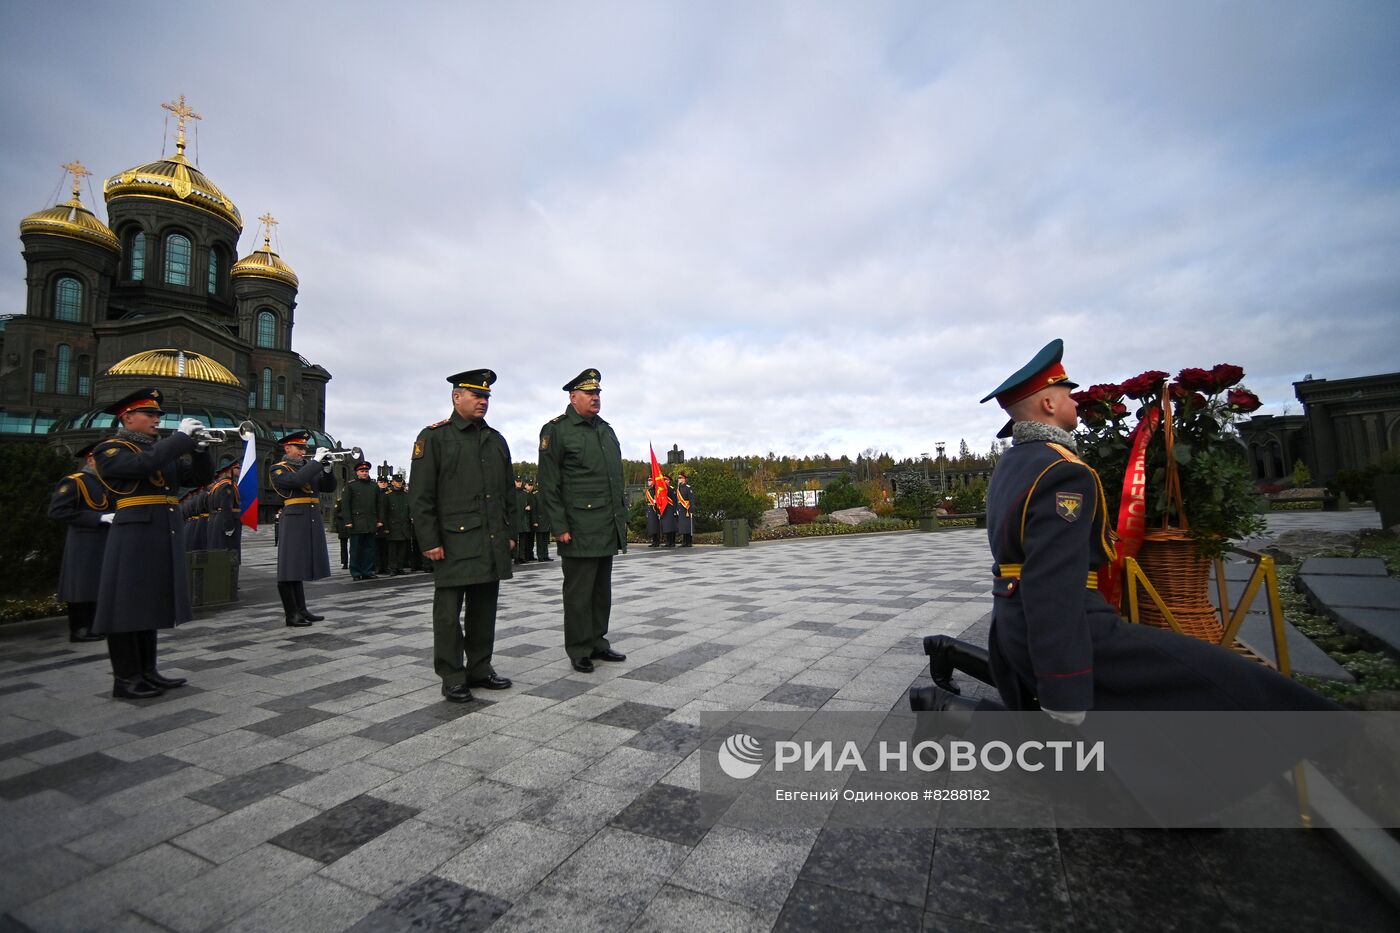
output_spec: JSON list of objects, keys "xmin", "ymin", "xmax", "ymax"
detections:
[
  {"xmin": 527, "ymin": 479, "xmax": 552, "ymax": 561},
  {"xmin": 383, "ymin": 474, "xmax": 413, "ymax": 574},
  {"xmin": 537, "ymin": 368, "xmax": 628, "ymax": 673},
  {"xmin": 409, "ymin": 368, "xmax": 517, "ymax": 703},
  {"xmin": 342, "ymin": 460, "xmax": 383, "ymax": 580}
]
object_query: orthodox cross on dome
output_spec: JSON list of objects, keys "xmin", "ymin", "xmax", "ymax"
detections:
[
  {"xmin": 258, "ymin": 212, "xmax": 279, "ymax": 248},
  {"xmin": 60, "ymin": 160, "xmax": 91, "ymax": 202},
  {"xmin": 161, "ymin": 94, "xmax": 202, "ymax": 155}
]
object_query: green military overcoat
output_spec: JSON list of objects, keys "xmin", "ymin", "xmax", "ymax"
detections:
[
  {"xmin": 537, "ymin": 406, "xmax": 628, "ymax": 558},
  {"xmin": 408, "ymin": 412, "xmax": 516, "ymax": 587}
]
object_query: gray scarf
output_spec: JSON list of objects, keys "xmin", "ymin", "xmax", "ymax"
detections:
[
  {"xmin": 1011, "ymin": 421, "xmax": 1078, "ymax": 450},
  {"xmin": 116, "ymin": 427, "xmax": 155, "ymax": 447}
]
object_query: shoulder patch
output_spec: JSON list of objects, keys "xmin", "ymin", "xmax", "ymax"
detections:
[
  {"xmin": 412, "ymin": 438, "xmax": 426, "ymax": 460},
  {"xmin": 59, "ymin": 483, "xmax": 71, "ymax": 494},
  {"xmin": 426, "ymin": 418, "xmax": 450, "ymax": 429},
  {"xmin": 1055, "ymin": 491, "xmax": 1084, "ymax": 522},
  {"xmin": 539, "ymin": 434, "xmax": 549, "ymax": 451}
]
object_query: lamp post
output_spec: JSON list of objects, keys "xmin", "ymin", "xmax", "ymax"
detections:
[
  {"xmin": 920, "ymin": 452, "xmax": 930, "ymax": 481},
  {"xmin": 935, "ymin": 441, "xmax": 946, "ymax": 493}
]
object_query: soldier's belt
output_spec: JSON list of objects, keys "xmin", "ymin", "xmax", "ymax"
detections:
[
  {"xmin": 283, "ymin": 497, "xmax": 319, "ymax": 506},
  {"xmin": 117, "ymin": 495, "xmax": 180, "ymax": 509},
  {"xmin": 996, "ymin": 564, "xmax": 1098, "ymax": 590}
]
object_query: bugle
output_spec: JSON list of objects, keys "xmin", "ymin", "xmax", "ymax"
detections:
[
  {"xmin": 318, "ymin": 446, "xmax": 364, "ymax": 463},
  {"xmin": 190, "ymin": 420, "xmax": 256, "ymax": 443}
]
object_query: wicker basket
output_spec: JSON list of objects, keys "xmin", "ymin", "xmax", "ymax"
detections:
[{"xmin": 1134, "ymin": 528, "xmax": 1224, "ymax": 642}]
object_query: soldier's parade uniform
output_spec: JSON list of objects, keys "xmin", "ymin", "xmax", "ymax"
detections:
[
  {"xmin": 513, "ymin": 478, "xmax": 534, "ymax": 563},
  {"xmin": 645, "ymin": 479, "xmax": 661, "ymax": 547},
  {"xmin": 410, "ymin": 369, "xmax": 517, "ymax": 702},
  {"xmin": 270, "ymin": 430, "xmax": 336, "ymax": 627},
  {"xmin": 342, "ymin": 461, "xmax": 383, "ymax": 580},
  {"xmin": 538, "ymin": 368, "xmax": 628, "ymax": 672},
  {"xmin": 674, "ymin": 472, "xmax": 695, "ymax": 547},
  {"xmin": 528, "ymin": 480, "xmax": 552, "ymax": 561},
  {"xmin": 91, "ymin": 388, "xmax": 213, "ymax": 698},
  {"xmin": 206, "ymin": 460, "xmax": 243, "ymax": 555},
  {"xmin": 47, "ymin": 443, "xmax": 110, "ymax": 642},
  {"xmin": 382, "ymin": 474, "xmax": 414, "ymax": 574},
  {"xmin": 657, "ymin": 476, "xmax": 678, "ymax": 547}
]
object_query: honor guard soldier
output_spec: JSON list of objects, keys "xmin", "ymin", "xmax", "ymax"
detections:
[
  {"xmin": 270, "ymin": 431, "xmax": 337, "ymax": 626},
  {"xmin": 644, "ymin": 478, "xmax": 661, "ymax": 547},
  {"xmin": 90, "ymin": 388, "xmax": 214, "ymax": 698},
  {"xmin": 526, "ymin": 479, "xmax": 552, "ymax": 561},
  {"xmin": 383, "ymin": 474, "xmax": 414, "ymax": 574},
  {"xmin": 342, "ymin": 460, "xmax": 384, "ymax": 580},
  {"xmin": 674, "ymin": 471, "xmax": 696, "ymax": 547},
  {"xmin": 206, "ymin": 457, "xmax": 243, "ymax": 555},
  {"xmin": 48, "ymin": 443, "xmax": 111, "ymax": 642},
  {"xmin": 658, "ymin": 474, "xmax": 678, "ymax": 547},
  {"xmin": 409, "ymin": 369, "xmax": 517, "ymax": 702},
  {"xmin": 513, "ymin": 477, "xmax": 534, "ymax": 563},
  {"xmin": 913, "ymin": 339, "xmax": 1337, "ymax": 718},
  {"xmin": 537, "ymin": 369, "xmax": 628, "ymax": 673}
]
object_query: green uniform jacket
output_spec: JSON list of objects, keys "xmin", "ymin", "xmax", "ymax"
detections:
[
  {"xmin": 408, "ymin": 411, "xmax": 516, "ymax": 586},
  {"xmin": 341, "ymin": 477, "xmax": 383, "ymax": 533},
  {"xmin": 382, "ymin": 488, "xmax": 413, "ymax": 541},
  {"xmin": 530, "ymin": 489, "xmax": 550, "ymax": 532},
  {"xmin": 514, "ymin": 485, "xmax": 531, "ymax": 534},
  {"xmin": 537, "ymin": 406, "xmax": 628, "ymax": 558}
]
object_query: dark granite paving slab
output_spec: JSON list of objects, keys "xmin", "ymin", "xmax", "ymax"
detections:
[
  {"xmin": 621, "ymin": 662, "xmax": 689, "ymax": 684},
  {"xmin": 609, "ymin": 783, "xmax": 734, "ymax": 847},
  {"xmin": 0, "ymin": 682, "xmax": 41, "ymax": 698},
  {"xmin": 270, "ymin": 793, "xmax": 420, "ymax": 863},
  {"xmin": 277, "ymin": 633, "xmax": 364, "ymax": 651},
  {"xmin": 118, "ymin": 708, "xmax": 219, "ymax": 738},
  {"xmin": 247, "ymin": 654, "xmax": 336, "ymax": 677},
  {"xmin": 244, "ymin": 707, "xmax": 338, "ymax": 737},
  {"xmin": 493, "ymin": 626, "xmax": 537, "ymax": 640},
  {"xmin": 347, "ymin": 875, "xmax": 511, "ymax": 932},
  {"xmin": 1, "ymin": 648, "xmax": 75, "ymax": 663},
  {"xmin": 6, "ymin": 654, "xmax": 107, "ymax": 677},
  {"xmin": 189, "ymin": 762, "xmax": 320, "ymax": 812},
  {"xmin": 523, "ymin": 678, "xmax": 594, "ymax": 701},
  {"xmin": 664, "ymin": 644, "xmax": 732, "ymax": 667},
  {"xmin": 776, "ymin": 879, "xmax": 923, "ymax": 932},
  {"xmin": 107, "ymin": 684, "xmax": 207, "ymax": 706},
  {"xmin": 826, "ymin": 626, "xmax": 866, "ymax": 639},
  {"xmin": 1299, "ymin": 574, "xmax": 1400, "ymax": 610},
  {"xmin": 259, "ymin": 675, "xmax": 395, "ymax": 713},
  {"xmin": 65, "ymin": 754, "xmax": 189, "ymax": 803},
  {"xmin": 0, "ymin": 751, "xmax": 126, "ymax": 800},
  {"xmin": 625, "ymin": 719, "xmax": 709, "ymax": 757},
  {"xmin": 789, "ymin": 621, "xmax": 835, "ymax": 633},
  {"xmin": 202, "ymin": 639, "xmax": 260, "ymax": 652},
  {"xmin": 494, "ymin": 642, "xmax": 554, "ymax": 658},
  {"xmin": 353, "ymin": 701, "xmax": 490, "ymax": 744},
  {"xmin": 1299, "ymin": 557, "xmax": 1389, "ymax": 577},
  {"xmin": 0, "ymin": 729, "xmax": 80, "ymax": 761},
  {"xmin": 1332, "ymin": 607, "xmax": 1400, "ymax": 655},
  {"xmin": 590, "ymin": 701, "xmax": 675, "ymax": 732},
  {"xmin": 165, "ymin": 656, "xmax": 242, "ymax": 672},
  {"xmin": 925, "ymin": 829, "xmax": 1072, "ymax": 932},
  {"xmin": 360, "ymin": 645, "xmax": 419, "ymax": 658},
  {"xmin": 799, "ymin": 827, "xmax": 935, "ymax": 908},
  {"xmin": 763, "ymin": 684, "xmax": 838, "ymax": 709}
]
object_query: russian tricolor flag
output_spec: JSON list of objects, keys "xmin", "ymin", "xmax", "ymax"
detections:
[{"xmin": 237, "ymin": 428, "xmax": 260, "ymax": 530}]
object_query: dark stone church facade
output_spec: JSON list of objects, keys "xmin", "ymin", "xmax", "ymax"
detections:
[{"xmin": 2, "ymin": 100, "xmax": 336, "ymax": 516}]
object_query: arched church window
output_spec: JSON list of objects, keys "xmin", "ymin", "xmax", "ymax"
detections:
[
  {"xmin": 130, "ymin": 231, "xmax": 146, "ymax": 281},
  {"xmin": 55, "ymin": 277, "xmax": 82, "ymax": 321},
  {"xmin": 277, "ymin": 376, "xmax": 287, "ymax": 411},
  {"xmin": 208, "ymin": 248, "xmax": 220, "ymax": 295},
  {"xmin": 165, "ymin": 233, "xmax": 191, "ymax": 286},
  {"xmin": 32, "ymin": 350, "xmax": 47, "ymax": 393},
  {"xmin": 77, "ymin": 355, "xmax": 92, "ymax": 396},
  {"xmin": 262, "ymin": 368, "xmax": 273, "ymax": 409},
  {"xmin": 55, "ymin": 345, "xmax": 72, "ymax": 393},
  {"xmin": 257, "ymin": 310, "xmax": 278, "ymax": 348}
]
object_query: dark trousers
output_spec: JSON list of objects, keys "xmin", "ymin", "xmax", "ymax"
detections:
[
  {"xmin": 535, "ymin": 532, "xmax": 550, "ymax": 560},
  {"xmin": 68, "ymin": 601, "xmax": 97, "ymax": 637},
  {"xmin": 349, "ymin": 534, "xmax": 377, "ymax": 578},
  {"xmin": 517, "ymin": 533, "xmax": 535, "ymax": 561},
  {"xmin": 387, "ymin": 539, "xmax": 409, "ymax": 572},
  {"xmin": 562, "ymin": 555, "xmax": 613, "ymax": 660},
  {"xmin": 433, "ymin": 581, "xmax": 500, "ymax": 686},
  {"xmin": 106, "ymin": 630, "xmax": 157, "ymax": 679},
  {"xmin": 339, "ymin": 536, "xmax": 349, "ymax": 568},
  {"xmin": 376, "ymin": 536, "xmax": 390, "ymax": 574}
]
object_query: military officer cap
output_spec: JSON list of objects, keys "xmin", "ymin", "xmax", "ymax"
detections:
[
  {"xmin": 277, "ymin": 430, "xmax": 312, "ymax": 448},
  {"xmin": 73, "ymin": 441, "xmax": 99, "ymax": 459},
  {"xmin": 448, "ymin": 369, "xmax": 496, "ymax": 397},
  {"xmin": 104, "ymin": 387, "xmax": 165, "ymax": 418},
  {"xmin": 563, "ymin": 368, "xmax": 602, "ymax": 392},
  {"xmin": 216, "ymin": 454, "xmax": 240, "ymax": 475},
  {"xmin": 392, "ymin": 473, "xmax": 405, "ymax": 483},
  {"xmin": 980, "ymin": 338, "xmax": 1079, "ymax": 438},
  {"xmin": 355, "ymin": 461, "xmax": 372, "ymax": 471}
]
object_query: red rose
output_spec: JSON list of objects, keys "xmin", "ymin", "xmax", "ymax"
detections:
[
  {"xmin": 1176, "ymin": 367, "xmax": 1215, "ymax": 392},
  {"xmin": 1088, "ymin": 383, "xmax": 1124, "ymax": 402},
  {"xmin": 1227, "ymin": 388, "xmax": 1261, "ymax": 413},
  {"xmin": 1111, "ymin": 403, "xmax": 1128, "ymax": 417},
  {"xmin": 1120, "ymin": 370, "xmax": 1168, "ymax": 399},
  {"xmin": 1211, "ymin": 364, "xmax": 1245, "ymax": 391}
]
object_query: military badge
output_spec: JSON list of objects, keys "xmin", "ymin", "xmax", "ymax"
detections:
[
  {"xmin": 412, "ymin": 439, "xmax": 425, "ymax": 460},
  {"xmin": 59, "ymin": 483, "xmax": 70, "ymax": 493},
  {"xmin": 540, "ymin": 435, "xmax": 549, "ymax": 451},
  {"xmin": 1055, "ymin": 491, "xmax": 1083, "ymax": 522}
]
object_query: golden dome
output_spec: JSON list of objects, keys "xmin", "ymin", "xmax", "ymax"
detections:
[
  {"xmin": 104, "ymin": 152, "xmax": 241, "ymax": 230},
  {"xmin": 106, "ymin": 349, "xmax": 241, "ymax": 387},
  {"xmin": 20, "ymin": 196, "xmax": 121, "ymax": 252},
  {"xmin": 20, "ymin": 162, "xmax": 119, "ymax": 252},
  {"xmin": 232, "ymin": 224, "xmax": 299, "ymax": 288}
]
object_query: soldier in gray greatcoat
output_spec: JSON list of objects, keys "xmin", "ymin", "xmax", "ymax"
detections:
[
  {"xmin": 270, "ymin": 430, "xmax": 337, "ymax": 627},
  {"xmin": 205, "ymin": 459, "xmax": 243, "ymax": 555},
  {"xmin": 674, "ymin": 471, "xmax": 696, "ymax": 547},
  {"xmin": 48, "ymin": 442, "xmax": 110, "ymax": 643},
  {"xmin": 90, "ymin": 388, "xmax": 214, "ymax": 699}
]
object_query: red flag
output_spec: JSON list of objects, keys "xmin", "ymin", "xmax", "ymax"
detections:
[
  {"xmin": 649, "ymin": 444, "xmax": 670, "ymax": 513},
  {"xmin": 1098, "ymin": 406, "xmax": 1161, "ymax": 607}
]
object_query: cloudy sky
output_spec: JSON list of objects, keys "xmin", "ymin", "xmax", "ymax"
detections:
[{"xmin": 3, "ymin": 1, "xmax": 1398, "ymax": 470}]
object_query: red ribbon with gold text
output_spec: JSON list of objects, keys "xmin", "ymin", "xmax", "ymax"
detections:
[{"xmin": 1098, "ymin": 406, "xmax": 1160, "ymax": 608}]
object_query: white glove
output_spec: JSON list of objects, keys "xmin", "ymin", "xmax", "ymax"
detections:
[
  {"xmin": 313, "ymin": 448, "xmax": 333, "ymax": 463},
  {"xmin": 100, "ymin": 513, "xmax": 115, "ymax": 524},
  {"xmin": 1042, "ymin": 708, "xmax": 1086, "ymax": 726},
  {"xmin": 177, "ymin": 417, "xmax": 204, "ymax": 436}
]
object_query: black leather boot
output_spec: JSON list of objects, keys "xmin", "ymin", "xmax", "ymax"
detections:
[
  {"xmin": 279, "ymin": 582, "xmax": 312, "ymax": 627},
  {"xmin": 294, "ymin": 582, "xmax": 325, "ymax": 622},
  {"xmin": 922, "ymin": 635, "xmax": 992, "ymax": 695},
  {"xmin": 113, "ymin": 677, "xmax": 162, "ymax": 699},
  {"xmin": 142, "ymin": 671, "xmax": 187, "ymax": 689}
]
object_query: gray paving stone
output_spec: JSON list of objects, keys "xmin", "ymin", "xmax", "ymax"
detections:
[
  {"xmin": 577, "ymin": 746, "xmax": 683, "ymax": 791},
  {"xmin": 347, "ymin": 874, "xmax": 511, "ymax": 932},
  {"xmin": 270, "ymin": 793, "xmax": 420, "ymax": 863},
  {"xmin": 609, "ymin": 782, "xmax": 736, "ymax": 847},
  {"xmin": 775, "ymin": 879, "xmax": 923, "ymax": 932},
  {"xmin": 629, "ymin": 884, "xmax": 774, "ymax": 933},
  {"xmin": 13, "ymin": 843, "xmax": 210, "ymax": 932},
  {"xmin": 370, "ymin": 760, "xmax": 482, "ymax": 809},
  {"xmin": 490, "ymin": 882, "xmax": 639, "ymax": 932},
  {"xmin": 546, "ymin": 827, "xmax": 691, "ymax": 910},
  {"xmin": 63, "ymin": 795, "xmax": 222, "ymax": 866},
  {"xmin": 436, "ymin": 820, "xmax": 584, "ymax": 899},
  {"xmin": 0, "ymin": 844, "xmax": 96, "ymax": 914},
  {"xmin": 490, "ymin": 746, "xmax": 593, "ymax": 791},
  {"xmin": 319, "ymin": 817, "xmax": 474, "ymax": 897},
  {"xmin": 141, "ymin": 843, "xmax": 319, "ymax": 933},
  {"xmin": 924, "ymin": 829, "xmax": 1071, "ymax": 932},
  {"xmin": 417, "ymin": 779, "xmax": 543, "ymax": 835},
  {"xmin": 187, "ymin": 761, "xmax": 319, "ymax": 812},
  {"xmin": 172, "ymin": 794, "xmax": 320, "ymax": 863},
  {"xmin": 671, "ymin": 824, "xmax": 813, "ymax": 912},
  {"xmin": 217, "ymin": 875, "xmax": 381, "ymax": 933}
]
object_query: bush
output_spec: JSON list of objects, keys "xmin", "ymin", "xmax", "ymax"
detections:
[
  {"xmin": 1291, "ymin": 459, "xmax": 1313, "ymax": 487},
  {"xmin": 1330, "ymin": 451, "xmax": 1400, "ymax": 502},
  {"xmin": 786, "ymin": 506, "xmax": 820, "ymax": 525},
  {"xmin": 950, "ymin": 477, "xmax": 988, "ymax": 513},
  {"xmin": 627, "ymin": 496, "xmax": 650, "ymax": 538},
  {"xmin": 751, "ymin": 518, "xmax": 912, "ymax": 540},
  {"xmin": 684, "ymin": 460, "xmax": 767, "ymax": 532},
  {"xmin": 0, "ymin": 442, "xmax": 71, "ymax": 599},
  {"xmin": 820, "ymin": 473, "xmax": 864, "ymax": 512},
  {"xmin": 893, "ymin": 473, "xmax": 939, "ymax": 521}
]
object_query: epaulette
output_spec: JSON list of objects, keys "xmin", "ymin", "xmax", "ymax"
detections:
[
  {"xmin": 1046, "ymin": 442, "xmax": 1084, "ymax": 465},
  {"xmin": 549, "ymin": 415, "xmax": 564, "ymax": 424},
  {"xmin": 426, "ymin": 418, "xmax": 451, "ymax": 430}
]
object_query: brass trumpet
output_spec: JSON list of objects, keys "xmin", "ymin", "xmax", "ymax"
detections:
[
  {"xmin": 190, "ymin": 420, "xmax": 256, "ymax": 443},
  {"xmin": 317, "ymin": 446, "xmax": 364, "ymax": 463}
]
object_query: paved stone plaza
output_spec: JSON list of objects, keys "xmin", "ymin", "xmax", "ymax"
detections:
[{"xmin": 2, "ymin": 515, "xmax": 1396, "ymax": 932}]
